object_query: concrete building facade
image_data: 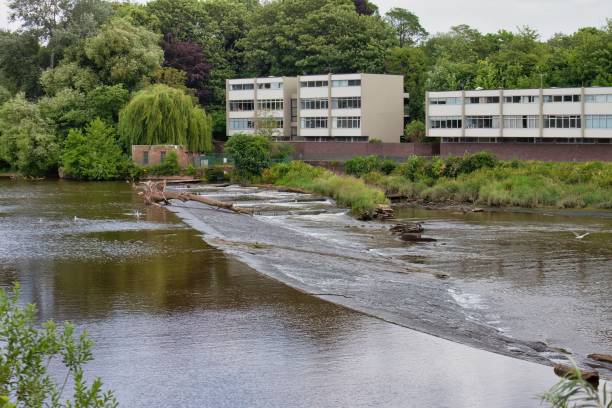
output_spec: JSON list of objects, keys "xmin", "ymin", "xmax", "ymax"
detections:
[
  {"xmin": 226, "ymin": 74, "xmax": 405, "ymax": 143},
  {"xmin": 426, "ymin": 87, "xmax": 612, "ymax": 144}
]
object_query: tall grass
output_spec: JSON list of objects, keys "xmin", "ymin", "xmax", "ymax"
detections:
[
  {"xmin": 359, "ymin": 154, "xmax": 612, "ymax": 209},
  {"xmin": 263, "ymin": 161, "xmax": 388, "ymax": 215}
]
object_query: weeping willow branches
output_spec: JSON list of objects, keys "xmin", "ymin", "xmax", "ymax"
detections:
[{"xmin": 118, "ymin": 84, "xmax": 212, "ymax": 152}]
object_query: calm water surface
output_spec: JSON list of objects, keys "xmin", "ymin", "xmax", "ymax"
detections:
[{"xmin": 0, "ymin": 180, "xmax": 578, "ymax": 407}]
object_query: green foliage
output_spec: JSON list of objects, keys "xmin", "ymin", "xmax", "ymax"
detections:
[
  {"xmin": 40, "ymin": 62, "xmax": 101, "ymax": 96},
  {"xmin": 149, "ymin": 150, "xmax": 181, "ymax": 175},
  {"xmin": 0, "ymin": 31, "xmax": 43, "ymax": 98},
  {"xmin": 38, "ymin": 88, "xmax": 89, "ymax": 138},
  {"xmin": 60, "ymin": 118, "xmax": 128, "ymax": 180},
  {"xmin": 224, "ymin": 133, "xmax": 271, "ymax": 179},
  {"xmin": 118, "ymin": 84, "xmax": 213, "ymax": 152},
  {"xmin": 345, "ymin": 156, "xmax": 398, "ymax": 177},
  {"xmin": 270, "ymin": 142, "xmax": 294, "ymax": 161},
  {"xmin": 384, "ymin": 7, "xmax": 428, "ymax": 46},
  {"xmin": 369, "ymin": 138, "xmax": 382, "ymax": 144},
  {"xmin": 0, "ymin": 283, "xmax": 117, "ymax": 407},
  {"xmin": 404, "ymin": 120, "xmax": 426, "ymax": 142},
  {"xmin": 240, "ymin": 0, "xmax": 397, "ymax": 76},
  {"xmin": 86, "ymin": 85, "xmax": 130, "ymax": 124},
  {"xmin": 263, "ymin": 161, "xmax": 388, "ymax": 215},
  {"xmin": 204, "ymin": 165, "xmax": 228, "ymax": 183},
  {"xmin": 384, "ymin": 46, "xmax": 427, "ymax": 121},
  {"xmin": 0, "ymin": 86, "xmax": 11, "ymax": 105},
  {"xmin": 84, "ymin": 18, "xmax": 163, "ymax": 90},
  {"xmin": 0, "ymin": 94, "xmax": 59, "ymax": 176}
]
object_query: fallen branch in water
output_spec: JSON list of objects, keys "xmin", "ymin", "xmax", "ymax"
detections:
[{"xmin": 137, "ymin": 181, "xmax": 252, "ymax": 215}]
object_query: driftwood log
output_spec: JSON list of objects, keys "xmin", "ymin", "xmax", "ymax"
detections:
[{"xmin": 138, "ymin": 181, "xmax": 252, "ymax": 215}]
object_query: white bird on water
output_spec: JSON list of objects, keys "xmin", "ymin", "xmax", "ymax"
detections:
[
  {"xmin": 73, "ymin": 216, "xmax": 79, "ymax": 221},
  {"xmin": 572, "ymin": 231, "xmax": 591, "ymax": 240}
]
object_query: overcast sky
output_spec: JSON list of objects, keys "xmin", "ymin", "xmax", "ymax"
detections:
[{"xmin": 1, "ymin": 0, "xmax": 610, "ymax": 39}]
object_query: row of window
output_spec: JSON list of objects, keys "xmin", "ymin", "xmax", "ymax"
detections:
[
  {"xmin": 230, "ymin": 82, "xmax": 283, "ymax": 91},
  {"xmin": 257, "ymin": 99, "xmax": 283, "ymax": 110},
  {"xmin": 299, "ymin": 79, "xmax": 361, "ymax": 88},
  {"xmin": 430, "ymin": 115, "xmax": 612, "ymax": 129},
  {"xmin": 430, "ymin": 94, "xmax": 612, "ymax": 105},
  {"xmin": 300, "ymin": 117, "xmax": 361, "ymax": 129},
  {"xmin": 229, "ymin": 118, "xmax": 284, "ymax": 130},
  {"xmin": 233, "ymin": 97, "xmax": 361, "ymax": 112}
]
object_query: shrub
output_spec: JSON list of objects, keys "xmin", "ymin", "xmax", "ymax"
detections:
[
  {"xmin": 380, "ymin": 159, "xmax": 398, "ymax": 175},
  {"xmin": 395, "ymin": 155, "xmax": 428, "ymax": 181},
  {"xmin": 60, "ymin": 119, "xmax": 129, "ymax": 180},
  {"xmin": 458, "ymin": 151, "xmax": 497, "ymax": 174},
  {"xmin": 204, "ymin": 166, "xmax": 227, "ymax": 183},
  {"xmin": 150, "ymin": 150, "xmax": 181, "ymax": 175},
  {"xmin": 224, "ymin": 133, "xmax": 271, "ymax": 180},
  {"xmin": 369, "ymin": 138, "xmax": 382, "ymax": 144},
  {"xmin": 345, "ymin": 156, "xmax": 382, "ymax": 177},
  {"xmin": 0, "ymin": 284, "xmax": 117, "ymax": 407},
  {"xmin": 404, "ymin": 120, "xmax": 425, "ymax": 142}
]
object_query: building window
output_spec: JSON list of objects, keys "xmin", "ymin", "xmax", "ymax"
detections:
[
  {"xmin": 333, "ymin": 116, "xmax": 360, "ymax": 128},
  {"xmin": 257, "ymin": 118, "xmax": 283, "ymax": 129},
  {"xmin": 543, "ymin": 94, "xmax": 581, "ymax": 103},
  {"xmin": 229, "ymin": 100, "xmax": 254, "ymax": 111},
  {"xmin": 465, "ymin": 116, "xmax": 500, "ymax": 128},
  {"xmin": 142, "ymin": 151, "xmax": 149, "ymax": 165},
  {"xmin": 585, "ymin": 115, "xmax": 612, "ymax": 129},
  {"xmin": 503, "ymin": 115, "xmax": 539, "ymax": 128},
  {"xmin": 300, "ymin": 98, "xmax": 328, "ymax": 110},
  {"xmin": 429, "ymin": 116, "xmax": 462, "ymax": 129},
  {"xmin": 543, "ymin": 115, "xmax": 581, "ymax": 128},
  {"xmin": 257, "ymin": 82, "xmax": 282, "ymax": 90},
  {"xmin": 466, "ymin": 96, "xmax": 500, "ymax": 104},
  {"xmin": 230, "ymin": 83, "xmax": 254, "ymax": 91},
  {"xmin": 333, "ymin": 97, "xmax": 361, "ymax": 109},
  {"xmin": 257, "ymin": 99, "xmax": 283, "ymax": 110},
  {"xmin": 332, "ymin": 79, "xmax": 361, "ymax": 87},
  {"xmin": 301, "ymin": 117, "xmax": 328, "ymax": 128},
  {"xmin": 291, "ymin": 126, "xmax": 297, "ymax": 137},
  {"xmin": 429, "ymin": 97, "xmax": 462, "ymax": 105},
  {"xmin": 300, "ymin": 80, "xmax": 328, "ymax": 88},
  {"xmin": 585, "ymin": 94, "xmax": 612, "ymax": 103},
  {"xmin": 503, "ymin": 95, "xmax": 539, "ymax": 104},
  {"xmin": 229, "ymin": 118, "xmax": 255, "ymax": 130}
]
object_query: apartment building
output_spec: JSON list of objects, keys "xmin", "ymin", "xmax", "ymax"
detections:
[
  {"xmin": 226, "ymin": 74, "xmax": 405, "ymax": 143},
  {"xmin": 426, "ymin": 87, "xmax": 612, "ymax": 143}
]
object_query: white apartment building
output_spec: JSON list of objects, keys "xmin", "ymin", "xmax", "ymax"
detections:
[
  {"xmin": 226, "ymin": 74, "xmax": 405, "ymax": 143},
  {"xmin": 426, "ymin": 87, "xmax": 612, "ymax": 143}
]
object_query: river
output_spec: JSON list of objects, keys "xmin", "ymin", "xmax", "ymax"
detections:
[{"xmin": 1, "ymin": 180, "xmax": 609, "ymax": 407}]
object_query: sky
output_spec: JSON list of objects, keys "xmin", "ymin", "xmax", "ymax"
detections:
[{"xmin": 0, "ymin": 0, "xmax": 610, "ymax": 39}]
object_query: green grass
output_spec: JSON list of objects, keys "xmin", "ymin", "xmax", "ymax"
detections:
[
  {"xmin": 360, "ymin": 156, "xmax": 612, "ymax": 209},
  {"xmin": 263, "ymin": 161, "xmax": 388, "ymax": 215}
]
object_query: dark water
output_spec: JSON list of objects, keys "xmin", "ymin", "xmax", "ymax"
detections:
[{"xmin": 0, "ymin": 180, "xmax": 572, "ymax": 407}]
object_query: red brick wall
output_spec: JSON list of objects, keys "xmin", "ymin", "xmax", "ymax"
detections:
[
  {"xmin": 440, "ymin": 143, "xmax": 612, "ymax": 162},
  {"xmin": 131, "ymin": 145, "xmax": 195, "ymax": 167},
  {"xmin": 280, "ymin": 142, "xmax": 436, "ymax": 161}
]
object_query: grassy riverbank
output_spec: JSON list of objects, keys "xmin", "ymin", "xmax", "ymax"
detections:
[
  {"xmin": 262, "ymin": 161, "xmax": 388, "ymax": 215},
  {"xmin": 347, "ymin": 154, "xmax": 612, "ymax": 209}
]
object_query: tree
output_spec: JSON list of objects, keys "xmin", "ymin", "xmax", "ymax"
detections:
[
  {"xmin": 0, "ymin": 31, "xmax": 43, "ymax": 97},
  {"xmin": 385, "ymin": 46, "xmax": 427, "ymax": 120},
  {"xmin": 353, "ymin": 0, "xmax": 377, "ymax": 16},
  {"xmin": 240, "ymin": 0, "xmax": 396, "ymax": 76},
  {"xmin": 38, "ymin": 88, "xmax": 89, "ymax": 137},
  {"xmin": 60, "ymin": 118, "xmax": 128, "ymax": 180},
  {"xmin": 0, "ymin": 86, "xmax": 11, "ymax": 105},
  {"xmin": 40, "ymin": 62, "xmax": 100, "ymax": 96},
  {"xmin": 385, "ymin": 8, "xmax": 428, "ymax": 46},
  {"xmin": 0, "ymin": 94, "xmax": 59, "ymax": 176},
  {"xmin": 86, "ymin": 84, "xmax": 130, "ymax": 124},
  {"xmin": 118, "ymin": 84, "xmax": 212, "ymax": 152},
  {"xmin": 162, "ymin": 39, "xmax": 212, "ymax": 103},
  {"xmin": 0, "ymin": 283, "xmax": 117, "ymax": 407},
  {"xmin": 404, "ymin": 120, "xmax": 426, "ymax": 143},
  {"xmin": 84, "ymin": 18, "xmax": 163, "ymax": 90},
  {"xmin": 224, "ymin": 133, "xmax": 271, "ymax": 179}
]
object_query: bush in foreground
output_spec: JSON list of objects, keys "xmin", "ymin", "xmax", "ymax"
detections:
[{"xmin": 0, "ymin": 284, "xmax": 117, "ymax": 407}]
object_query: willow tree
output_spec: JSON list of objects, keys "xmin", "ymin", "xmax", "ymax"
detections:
[{"xmin": 118, "ymin": 84, "xmax": 212, "ymax": 152}]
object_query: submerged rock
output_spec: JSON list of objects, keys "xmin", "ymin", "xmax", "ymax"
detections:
[
  {"xmin": 390, "ymin": 223, "xmax": 424, "ymax": 234},
  {"xmin": 400, "ymin": 233, "xmax": 437, "ymax": 242},
  {"xmin": 588, "ymin": 353, "xmax": 612, "ymax": 364}
]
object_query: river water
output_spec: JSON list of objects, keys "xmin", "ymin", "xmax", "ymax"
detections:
[{"xmin": 1, "ymin": 180, "xmax": 609, "ymax": 407}]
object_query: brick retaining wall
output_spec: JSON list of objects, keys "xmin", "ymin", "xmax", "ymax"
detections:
[
  {"xmin": 440, "ymin": 143, "xmax": 612, "ymax": 162},
  {"xmin": 281, "ymin": 142, "xmax": 437, "ymax": 161}
]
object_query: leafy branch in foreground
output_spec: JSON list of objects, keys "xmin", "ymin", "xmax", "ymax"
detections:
[
  {"xmin": 541, "ymin": 364, "xmax": 611, "ymax": 408},
  {"xmin": 0, "ymin": 283, "xmax": 117, "ymax": 408}
]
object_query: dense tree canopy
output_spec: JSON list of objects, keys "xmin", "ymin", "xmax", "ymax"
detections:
[
  {"xmin": 118, "ymin": 84, "xmax": 212, "ymax": 152},
  {"xmin": 0, "ymin": 0, "xmax": 610, "ymax": 177}
]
